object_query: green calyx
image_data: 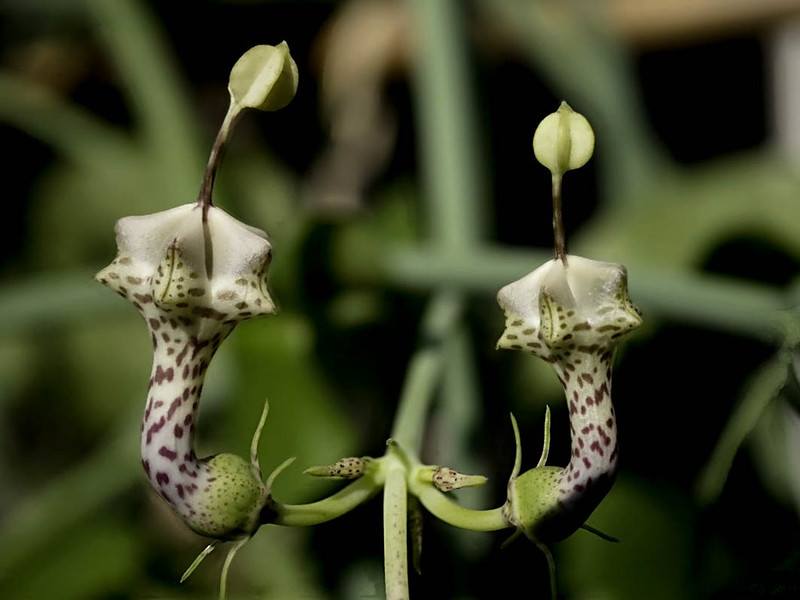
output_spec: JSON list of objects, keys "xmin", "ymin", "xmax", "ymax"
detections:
[
  {"xmin": 188, "ymin": 453, "xmax": 265, "ymax": 539},
  {"xmin": 502, "ymin": 410, "xmax": 565, "ymax": 542}
]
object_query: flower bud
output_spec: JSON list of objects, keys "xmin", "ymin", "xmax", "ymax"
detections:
[
  {"xmin": 430, "ymin": 467, "xmax": 487, "ymax": 492},
  {"xmin": 229, "ymin": 42, "xmax": 298, "ymax": 112},
  {"xmin": 304, "ymin": 457, "xmax": 370, "ymax": 479},
  {"xmin": 532, "ymin": 101, "xmax": 594, "ymax": 176}
]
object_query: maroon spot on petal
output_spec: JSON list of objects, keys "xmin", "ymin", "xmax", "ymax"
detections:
[
  {"xmin": 177, "ymin": 484, "xmax": 185, "ymax": 498},
  {"xmin": 594, "ymin": 388, "xmax": 604, "ymax": 405},
  {"xmin": 176, "ymin": 343, "xmax": 190, "ymax": 367},
  {"xmin": 156, "ymin": 472, "xmax": 170, "ymax": 486},
  {"xmin": 142, "ymin": 460, "xmax": 150, "ymax": 477},
  {"xmin": 146, "ymin": 416, "xmax": 166, "ymax": 444},
  {"xmin": 581, "ymin": 373, "xmax": 594, "ymax": 384},
  {"xmin": 149, "ymin": 318, "xmax": 161, "ymax": 331},
  {"xmin": 586, "ymin": 395, "xmax": 594, "ymax": 406},
  {"xmin": 159, "ymin": 447, "xmax": 178, "ymax": 461},
  {"xmin": 174, "ymin": 424, "xmax": 184, "ymax": 438},
  {"xmin": 606, "ymin": 418, "xmax": 614, "ymax": 429},
  {"xmin": 577, "ymin": 437, "xmax": 584, "ymax": 448},
  {"xmin": 580, "ymin": 405, "xmax": 586, "ymax": 415},
  {"xmin": 574, "ymin": 484, "xmax": 585, "ymax": 492},
  {"xmin": 167, "ymin": 397, "xmax": 182, "ymax": 420},
  {"xmin": 582, "ymin": 457, "xmax": 592, "ymax": 469},
  {"xmin": 589, "ymin": 441, "xmax": 605, "ymax": 456},
  {"xmin": 184, "ymin": 414, "xmax": 193, "ymax": 426}
]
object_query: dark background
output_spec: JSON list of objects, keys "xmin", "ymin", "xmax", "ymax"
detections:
[{"xmin": 1, "ymin": 1, "xmax": 799, "ymax": 599}]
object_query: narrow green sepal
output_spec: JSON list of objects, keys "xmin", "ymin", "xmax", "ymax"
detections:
[
  {"xmin": 580, "ymin": 523, "xmax": 620, "ymax": 543},
  {"xmin": 218, "ymin": 538, "xmax": 249, "ymax": 600},
  {"xmin": 250, "ymin": 397, "xmax": 270, "ymax": 481},
  {"xmin": 500, "ymin": 528, "xmax": 523, "ymax": 550},
  {"xmin": 180, "ymin": 543, "xmax": 217, "ymax": 583},
  {"xmin": 536, "ymin": 406, "xmax": 551, "ymax": 468},
  {"xmin": 509, "ymin": 413, "xmax": 522, "ymax": 481},
  {"xmin": 266, "ymin": 456, "xmax": 296, "ymax": 493}
]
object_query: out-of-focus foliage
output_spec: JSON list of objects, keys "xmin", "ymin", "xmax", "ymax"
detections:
[{"xmin": 0, "ymin": 0, "xmax": 799, "ymax": 598}]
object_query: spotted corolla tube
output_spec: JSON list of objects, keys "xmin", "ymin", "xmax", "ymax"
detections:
[
  {"xmin": 96, "ymin": 203, "xmax": 276, "ymax": 539},
  {"xmin": 497, "ymin": 254, "xmax": 642, "ymax": 543}
]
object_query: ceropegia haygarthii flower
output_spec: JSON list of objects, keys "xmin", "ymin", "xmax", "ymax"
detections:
[
  {"xmin": 96, "ymin": 43, "xmax": 298, "ymax": 595},
  {"xmin": 496, "ymin": 103, "xmax": 641, "ymax": 547},
  {"xmin": 96, "ymin": 203, "xmax": 275, "ymax": 538},
  {"xmin": 497, "ymin": 255, "xmax": 642, "ymax": 543}
]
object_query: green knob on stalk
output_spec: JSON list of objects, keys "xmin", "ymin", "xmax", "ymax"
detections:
[{"xmin": 532, "ymin": 101, "xmax": 594, "ymax": 176}]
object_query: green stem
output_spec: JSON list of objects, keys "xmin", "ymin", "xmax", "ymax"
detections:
[
  {"xmin": 383, "ymin": 463, "xmax": 409, "ymax": 600},
  {"xmin": 197, "ymin": 106, "xmax": 242, "ymax": 215},
  {"xmin": 272, "ymin": 468, "xmax": 384, "ymax": 527},
  {"xmin": 409, "ymin": 0, "xmax": 486, "ymax": 247},
  {"xmin": 391, "ymin": 291, "xmax": 464, "ymax": 452},
  {"xmin": 552, "ymin": 174, "xmax": 567, "ymax": 263},
  {"xmin": 410, "ymin": 480, "xmax": 508, "ymax": 532}
]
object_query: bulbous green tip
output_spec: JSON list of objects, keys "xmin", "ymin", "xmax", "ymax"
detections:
[
  {"xmin": 532, "ymin": 101, "xmax": 595, "ymax": 176},
  {"xmin": 228, "ymin": 42, "xmax": 299, "ymax": 112},
  {"xmin": 187, "ymin": 453, "xmax": 265, "ymax": 540}
]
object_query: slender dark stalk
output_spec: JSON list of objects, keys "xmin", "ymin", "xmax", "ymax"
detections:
[
  {"xmin": 197, "ymin": 108, "xmax": 240, "ymax": 221},
  {"xmin": 552, "ymin": 174, "xmax": 567, "ymax": 264}
]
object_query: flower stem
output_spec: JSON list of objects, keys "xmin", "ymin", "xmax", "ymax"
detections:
[
  {"xmin": 383, "ymin": 462, "xmax": 409, "ymax": 600},
  {"xmin": 197, "ymin": 106, "xmax": 241, "ymax": 219},
  {"xmin": 271, "ymin": 463, "xmax": 385, "ymax": 527},
  {"xmin": 552, "ymin": 174, "xmax": 567, "ymax": 264},
  {"xmin": 409, "ymin": 478, "xmax": 508, "ymax": 532},
  {"xmin": 391, "ymin": 291, "xmax": 463, "ymax": 453}
]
